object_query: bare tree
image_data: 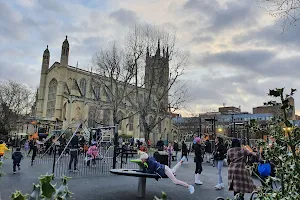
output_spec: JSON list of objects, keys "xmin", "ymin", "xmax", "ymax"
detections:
[
  {"xmin": 92, "ymin": 43, "xmax": 138, "ymax": 128},
  {"xmin": 259, "ymin": 0, "xmax": 300, "ymax": 30},
  {"xmin": 125, "ymin": 24, "xmax": 189, "ymax": 146},
  {"xmin": 0, "ymin": 80, "xmax": 34, "ymax": 137}
]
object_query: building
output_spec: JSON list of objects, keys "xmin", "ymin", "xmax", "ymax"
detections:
[
  {"xmin": 253, "ymin": 97, "xmax": 295, "ymax": 120},
  {"xmin": 33, "ymin": 36, "xmax": 174, "ymax": 143},
  {"xmin": 219, "ymin": 106, "xmax": 241, "ymax": 114},
  {"xmin": 173, "ymin": 107, "xmax": 274, "ymax": 140}
]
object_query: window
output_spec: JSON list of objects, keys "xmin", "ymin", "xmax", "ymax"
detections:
[
  {"xmin": 80, "ymin": 78, "xmax": 87, "ymax": 96},
  {"xmin": 117, "ymin": 111, "xmax": 124, "ymax": 129},
  {"xmin": 158, "ymin": 118, "xmax": 162, "ymax": 134},
  {"xmin": 47, "ymin": 79, "xmax": 57, "ymax": 117},
  {"xmin": 128, "ymin": 113, "xmax": 134, "ymax": 131},
  {"xmin": 94, "ymin": 84, "xmax": 100, "ymax": 99},
  {"xmin": 62, "ymin": 103, "xmax": 67, "ymax": 120},
  {"xmin": 103, "ymin": 109, "xmax": 111, "ymax": 125}
]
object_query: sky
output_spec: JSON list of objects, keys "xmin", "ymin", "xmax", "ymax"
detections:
[{"xmin": 1, "ymin": 0, "xmax": 300, "ymax": 116}]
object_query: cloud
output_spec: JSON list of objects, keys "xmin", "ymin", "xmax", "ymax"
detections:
[
  {"xmin": 1, "ymin": 0, "xmax": 300, "ymax": 116},
  {"xmin": 109, "ymin": 8, "xmax": 139, "ymax": 26}
]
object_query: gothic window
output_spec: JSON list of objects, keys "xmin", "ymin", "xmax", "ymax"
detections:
[
  {"xmin": 46, "ymin": 78, "xmax": 57, "ymax": 117},
  {"xmin": 128, "ymin": 113, "xmax": 134, "ymax": 131},
  {"xmin": 149, "ymin": 116, "xmax": 154, "ymax": 130},
  {"xmin": 62, "ymin": 103, "xmax": 67, "ymax": 120},
  {"xmin": 80, "ymin": 78, "xmax": 87, "ymax": 96},
  {"xmin": 103, "ymin": 109, "xmax": 111, "ymax": 126},
  {"xmin": 94, "ymin": 84, "xmax": 100, "ymax": 99},
  {"xmin": 117, "ymin": 111, "xmax": 124, "ymax": 129},
  {"xmin": 158, "ymin": 118, "xmax": 162, "ymax": 134}
]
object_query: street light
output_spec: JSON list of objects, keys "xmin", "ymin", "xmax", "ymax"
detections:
[{"xmin": 217, "ymin": 128, "xmax": 222, "ymax": 132}]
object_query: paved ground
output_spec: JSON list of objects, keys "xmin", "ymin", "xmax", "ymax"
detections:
[{"xmin": 0, "ymin": 151, "xmax": 260, "ymax": 200}]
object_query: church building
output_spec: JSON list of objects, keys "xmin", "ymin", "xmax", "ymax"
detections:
[{"xmin": 34, "ymin": 36, "xmax": 175, "ymax": 142}]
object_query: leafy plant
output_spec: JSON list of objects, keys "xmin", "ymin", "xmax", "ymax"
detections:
[
  {"xmin": 254, "ymin": 88, "xmax": 300, "ymax": 199},
  {"xmin": 153, "ymin": 192, "xmax": 167, "ymax": 200},
  {"xmin": 10, "ymin": 174, "xmax": 72, "ymax": 200}
]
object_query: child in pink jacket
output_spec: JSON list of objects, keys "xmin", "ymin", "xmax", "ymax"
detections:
[{"xmin": 86, "ymin": 141, "xmax": 99, "ymax": 167}]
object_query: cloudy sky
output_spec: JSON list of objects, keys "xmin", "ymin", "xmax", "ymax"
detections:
[{"xmin": 1, "ymin": 0, "xmax": 300, "ymax": 116}]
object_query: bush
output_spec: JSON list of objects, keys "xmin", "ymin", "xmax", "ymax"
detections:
[
  {"xmin": 10, "ymin": 174, "xmax": 72, "ymax": 200},
  {"xmin": 254, "ymin": 88, "xmax": 300, "ymax": 199}
]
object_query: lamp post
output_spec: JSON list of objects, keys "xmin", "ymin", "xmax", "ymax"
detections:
[{"xmin": 198, "ymin": 114, "xmax": 201, "ymax": 137}]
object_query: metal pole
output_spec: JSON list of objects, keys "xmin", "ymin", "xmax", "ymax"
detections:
[
  {"xmin": 247, "ymin": 123, "xmax": 250, "ymax": 145},
  {"xmin": 113, "ymin": 124, "xmax": 119, "ymax": 169},
  {"xmin": 213, "ymin": 117, "xmax": 216, "ymax": 139},
  {"xmin": 234, "ymin": 121, "xmax": 236, "ymax": 138},
  {"xmin": 52, "ymin": 145, "xmax": 56, "ymax": 176},
  {"xmin": 231, "ymin": 115, "xmax": 233, "ymax": 136},
  {"xmin": 198, "ymin": 115, "xmax": 201, "ymax": 137}
]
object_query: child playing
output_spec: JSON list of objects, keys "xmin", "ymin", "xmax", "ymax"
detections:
[
  {"xmin": 12, "ymin": 147, "xmax": 23, "ymax": 174},
  {"xmin": 0, "ymin": 140, "xmax": 9, "ymax": 162},
  {"xmin": 86, "ymin": 141, "xmax": 98, "ymax": 167},
  {"xmin": 166, "ymin": 142, "xmax": 173, "ymax": 167},
  {"xmin": 139, "ymin": 152, "xmax": 194, "ymax": 194},
  {"xmin": 24, "ymin": 140, "xmax": 29, "ymax": 152}
]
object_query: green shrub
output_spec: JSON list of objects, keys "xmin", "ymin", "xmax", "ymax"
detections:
[
  {"xmin": 254, "ymin": 88, "xmax": 300, "ymax": 200},
  {"xmin": 10, "ymin": 174, "xmax": 72, "ymax": 200}
]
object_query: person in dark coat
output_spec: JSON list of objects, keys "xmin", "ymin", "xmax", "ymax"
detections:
[
  {"xmin": 173, "ymin": 140, "xmax": 179, "ymax": 161},
  {"xmin": 27, "ymin": 139, "xmax": 34, "ymax": 156},
  {"xmin": 204, "ymin": 139, "xmax": 212, "ymax": 163},
  {"xmin": 68, "ymin": 132, "xmax": 80, "ymax": 172},
  {"xmin": 227, "ymin": 138, "xmax": 257, "ymax": 199},
  {"xmin": 12, "ymin": 147, "xmax": 23, "ymax": 174},
  {"xmin": 181, "ymin": 141, "xmax": 188, "ymax": 162},
  {"xmin": 31, "ymin": 140, "xmax": 37, "ymax": 166},
  {"xmin": 214, "ymin": 137, "xmax": 227, "ymax": 190},
  {"xmin": 156, "ymin": 138, "xmax": 164, "ymax": 151},
  {"xmin": 193, "ymin": 137, "xmax": 204, "ymax": 185}
]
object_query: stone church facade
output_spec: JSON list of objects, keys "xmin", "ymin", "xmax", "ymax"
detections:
[{"xmin": 35, "ymin": 36, "xmax": 175, "ymax": 142}]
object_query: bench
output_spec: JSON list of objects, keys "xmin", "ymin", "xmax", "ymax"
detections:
[{"xmin": 110, "ymin": 169, "xmax": 167, "ymax": 198}]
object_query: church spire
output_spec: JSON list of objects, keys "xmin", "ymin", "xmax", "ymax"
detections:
[
  {"xmin": 60, "ymin": 35, "xmax": 69, "ymax": 67},
  {"xmin": 155, "ymin": 39, "xmax": 160, "ymax": 57}
]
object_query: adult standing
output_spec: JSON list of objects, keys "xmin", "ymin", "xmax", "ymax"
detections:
[
  {"xmin": 181, "ymin": 141, "xmax": 188, "ymax": 163},
  {"xmin": 227, "ymin": 138, "xmax": 256, "ymax": 199},
  {"xmin": 204, "ymin": 139, "xmax": 212, "ymax": 163},
  {"xmin": 193, "ymin": 137, "xmax": 204, "ymax": 185},
  {"xmin": 173, "ymin": 140, "xmax": 179, "ymax": 161},
  {"xmin": 156, "ymin": 138, "xmax": 164, "ymax": 151},
  {"xmin": 27, "ymin": 139, "xmax": 34, "ymax": 156},
  {"xmin": 214, "ymin": 137, "xmax": 227, "ymax": 190},
  {"xmin": 68, "ymin": 131, "xmax": 80, "ymax": 172}
]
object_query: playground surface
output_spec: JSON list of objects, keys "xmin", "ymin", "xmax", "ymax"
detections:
[{"xmin": 0, "ymin": 153, "xmax": 261, "ymax": 200}]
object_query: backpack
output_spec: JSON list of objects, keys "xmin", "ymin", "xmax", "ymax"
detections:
[{"xmin": 258, "ymin": 162, "xmax": 271, "ymax": 177}]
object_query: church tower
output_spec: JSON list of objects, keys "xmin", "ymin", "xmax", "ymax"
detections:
[
  {"xmin": 36, "ymin": 45, "xmax": 50, "ymax": 117},
  {"xmin": 60, "ymin": 35, "xmax": 69, "ymax": 67},
  {"xmin": 145, "ymin": 40, "xmax": 170, "ymax": 111}
]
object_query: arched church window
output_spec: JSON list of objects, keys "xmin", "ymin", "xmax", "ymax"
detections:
[
  {"xmin": 158, "ymin": 118, "xmax": 162, "ymax": 134},
  {"xmin": 46, "ymin": 78, "xmax": 57, "ymax": 117},
  {"xmin": 103, "ymin": 109, "xmax": 111, "ymax": 126},
  {"xmin": 95, "ymin": 84, "xmax": 100, "ymax": 99},
  {"xmin": 62, "ymin": 103, "xmax": 67, "ymax": 120},
  {"xmin": 80, "ymin": 78, "xmax": 87, "ymax": 96},
  {"xmin": 128, "ymin": 113, "xmax": 134, "ymax": 131},
  {"xmin": 117, "ymin": 111, "xmax": 124, "ymax": 129}
]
